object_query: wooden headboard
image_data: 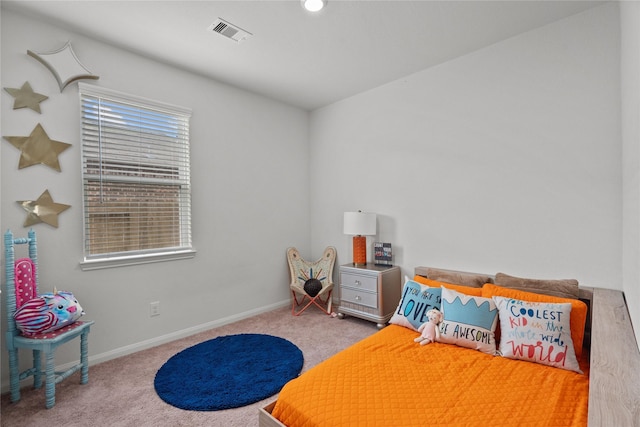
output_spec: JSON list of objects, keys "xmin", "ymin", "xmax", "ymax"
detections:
[{"xmin": 414, "ymin": 266, "xmax": 640, "ymax": 426}]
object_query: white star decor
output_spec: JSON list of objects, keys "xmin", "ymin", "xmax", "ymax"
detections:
[
  {"xmin": 4, "ymin": 81, "xmax": 48, "ymax": 113},
  {"xmin": 28, "ymin": 41, "xmax": 99, "ymax": 92},
  {"xmin": 17, "ymin": 189, "xmax": 71, "ymax": 228}
]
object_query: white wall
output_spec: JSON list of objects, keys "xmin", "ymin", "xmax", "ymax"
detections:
[
  {"xmin": 621, "ymin": 0, "xmax": 640, "ymax": 347},
  {"xmin": 1, "ymin": 9, "xmax": 310, "ymax": 387},
  {"xmin": 310, "ymin": 5, "xmax": 622, "ymax": 288}
]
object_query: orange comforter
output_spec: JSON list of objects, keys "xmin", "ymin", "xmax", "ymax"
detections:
[{"xmin": 272, "ymin": 325, "xmax": 589, "ymax": 427}]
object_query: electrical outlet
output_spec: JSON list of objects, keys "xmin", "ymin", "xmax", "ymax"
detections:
[{"xmin": 150, "ymin": 301, "xmax": 160, "ymax": 317}]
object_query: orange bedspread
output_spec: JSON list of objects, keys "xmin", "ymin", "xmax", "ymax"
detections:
[{"xmin": 272, "ymin": 325, "xmax": 589, "ymax": 427}]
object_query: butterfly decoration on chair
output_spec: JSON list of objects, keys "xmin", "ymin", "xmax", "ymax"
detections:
[
  {"xmin": 298, "ymin": 268, "xmax": 326, "ymax": 298},
  {"xmin": 297, "ymin": 267, "xmax": 327, "ymax": 284}
]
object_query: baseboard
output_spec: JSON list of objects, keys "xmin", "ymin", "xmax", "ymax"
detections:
[{"xmin": 1, "ymin": 299, "xmax": 290, "ymax": 394}]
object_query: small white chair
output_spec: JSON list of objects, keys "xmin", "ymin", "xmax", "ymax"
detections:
[{"xmin": 287, "ymin": 246, "xmax": 336, "ymax": 316}]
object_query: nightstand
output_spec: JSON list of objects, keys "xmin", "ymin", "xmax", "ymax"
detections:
[{"xmin": 337, "ymin": 264, "xmax": 402, "ymax": 329}]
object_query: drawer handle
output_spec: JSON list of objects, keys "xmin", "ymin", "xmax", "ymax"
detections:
[
  {"xmin": 355, "ymin": 295, "xmax": 361, "ymax": 301},
  {"xmin": 355, "ymin": 280, "xmax": 361, "ymax": 286}
]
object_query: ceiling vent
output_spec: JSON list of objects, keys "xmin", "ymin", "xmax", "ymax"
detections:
[{"xmin": 208, "ymin": 18, "xmax": 252, "ymax": 43}]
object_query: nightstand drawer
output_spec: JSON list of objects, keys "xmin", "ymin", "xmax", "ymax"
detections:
[
  {"xmin": 341, "ymin": 273, "xmax": 378, "ymax": 292},
  {"xmin": 341, "ymin": 287, "xmax": 378, "ymax": 309}
]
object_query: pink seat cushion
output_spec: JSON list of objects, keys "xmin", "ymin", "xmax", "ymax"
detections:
[{"xmin": 24, "ymin": 321, "xmax": 87, "ymax": 340}]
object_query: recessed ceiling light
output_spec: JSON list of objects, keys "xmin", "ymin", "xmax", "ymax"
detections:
[{"xmin": 302, "ymin": 0, "xmax": 326, "ymax": 13}]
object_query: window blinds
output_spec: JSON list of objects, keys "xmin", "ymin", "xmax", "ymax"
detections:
[{"xmin": 79, "ymin": 83, "xmax": 192, "ymax": 262}]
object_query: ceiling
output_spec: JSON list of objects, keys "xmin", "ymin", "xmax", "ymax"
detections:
[{"xmin": 2, "ymin": 0, "xmax": 606, "ymax": 111}]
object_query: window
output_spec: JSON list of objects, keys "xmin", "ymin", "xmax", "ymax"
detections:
[{"xmin": 79, "ymin": 83, "xmax": 193, "ymax": 270}]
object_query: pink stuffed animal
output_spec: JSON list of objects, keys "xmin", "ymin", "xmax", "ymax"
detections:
[
  {"xmin": 414, "ymin": 308, "xmax": 443, "ymax": 345},
  {"xmin": 14, "ymin": 290, "xmax": 84, "ymax": 336}
]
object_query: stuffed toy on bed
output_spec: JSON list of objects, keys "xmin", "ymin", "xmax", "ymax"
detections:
[
  {"xmin": 414, "ymin": 308, "xmax": 443, "ymax": 345},
  {"xmin": 14, "ymin": 290, "xmax": 84, "ymax": 336}
]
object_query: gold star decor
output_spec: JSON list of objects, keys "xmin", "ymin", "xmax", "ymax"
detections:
[
  {"xmin": 3, "ymin": 81, "xmax": 48, "ymax": 113},
  {"xmin": 3, "ymin": 123, "xmax": 71, "ymax": 171},
  {"xmin": 17, "ymin": 189, "xmax": 71, "ymax": 228}
]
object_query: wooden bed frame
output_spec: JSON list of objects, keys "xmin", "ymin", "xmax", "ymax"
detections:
[{"xmin": 259, "ymin": 268, "xmax": 640, "ymax": 427}]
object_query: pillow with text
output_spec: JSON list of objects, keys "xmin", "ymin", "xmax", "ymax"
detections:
[
  {"xmin": 493, "ymin": 296, "xmax": 582, "ymax": 373},
  {"xmin": 437, "ymin": 287, "xmax": 498, "ymax": 355},
  {"xmin": 389, "ymin": 277, "xmax": 441, "ymax": 331}
]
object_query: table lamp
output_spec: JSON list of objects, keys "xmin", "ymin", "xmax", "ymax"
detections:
[{"xmin": 343, "ymin": 211, "xmax": 377, "ymax": 266}]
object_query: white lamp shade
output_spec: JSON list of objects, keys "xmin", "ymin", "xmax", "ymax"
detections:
[{"xmin": 343, "ymin": 211, "xmax": 376, "ymax": 236}]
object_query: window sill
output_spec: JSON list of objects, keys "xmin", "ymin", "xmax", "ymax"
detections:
[{"xmin": 80, "ymin": 249, "xmax": 196, "ymax": 271}]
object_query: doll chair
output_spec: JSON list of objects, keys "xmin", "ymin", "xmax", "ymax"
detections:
[
  {"xmin": 4, "ymin": 229, "xmax": 94, "ymax": 409},
  {"xmin": 287, "ymin": 246, "xmax": 336, "ymax": 316}
]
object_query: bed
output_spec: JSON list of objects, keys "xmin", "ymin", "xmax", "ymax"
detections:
[{"xmin": 259, "ymin": 266, "xmax": 640, "ymax": 427}]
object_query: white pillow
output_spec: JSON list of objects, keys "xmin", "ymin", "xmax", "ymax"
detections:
[
  {"xmin": 437, "ymin": 287, "xmax": 498, "ymax": 355},
  {"xmin": 389, "ymin": 277, "xmax": 441, "ymax": 331},
  {"xmin": 493, "ymin": 296, "xmax": 582, "ymax": 373}
]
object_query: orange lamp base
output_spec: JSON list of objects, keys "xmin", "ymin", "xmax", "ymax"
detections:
[{"xmin": 352, "ymin": 235, "xmax": 367, "ymax": 266}]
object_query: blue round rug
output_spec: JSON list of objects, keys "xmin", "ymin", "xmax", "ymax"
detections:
[{"xmin": 154, "ymin": 333, "xmax": 303, "ymax": 411}]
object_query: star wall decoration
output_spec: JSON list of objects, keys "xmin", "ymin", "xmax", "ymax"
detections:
[
  {"xmin": 3, "ymin": 81, "xmax": 48, "ymax": 113},
  {"xmin": 27, "ymin": 41, "xmax": 99, "ymax": 92},
  {"xmin": 3, "ymin": 123, "xmax": 71, "ymax": 171},
  {"xmin": 17, "ymin": 189, "xmax": 71, "ymax": 228}
]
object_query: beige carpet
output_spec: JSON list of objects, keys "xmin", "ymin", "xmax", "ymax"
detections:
[{"xmin": 0, "ymin": 306, "xmax": 378, "ymax": 427}]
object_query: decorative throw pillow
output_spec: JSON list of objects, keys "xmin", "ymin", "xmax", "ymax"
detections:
[
  {"xmin": 482, "ymin": 283, "xmax": 587, "ymax": 359},
  {"xmin": 425, "ymin": 268, "xmax": 493, "ymax": 288},
  {"xmin": 494, "ymin": 272, "xmax": 579, "ymax": 299},
  {"xmin": 14, "ymin": 290, "xmax": 84, "ymax": 336},
  {"xmin": 389, "ymin": 277, "xmax": 441, "ymax": 331},
  {"xmin": 437, "ymin": 287, "xmax": 498, "ymax": 355},
  {"xmin": 493, "ymin": 296, "xmax": 582, "ymax": 373}
]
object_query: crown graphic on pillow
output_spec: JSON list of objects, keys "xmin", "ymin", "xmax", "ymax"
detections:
[{"xmin": 441, "ymin": 295, "xmax": 498, "ymax": 331}]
